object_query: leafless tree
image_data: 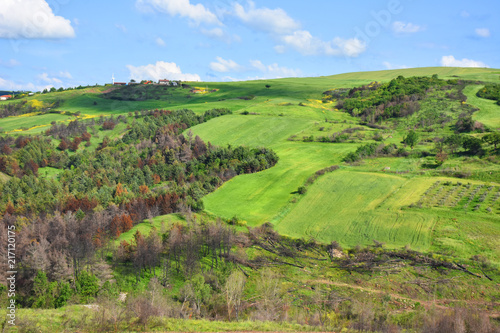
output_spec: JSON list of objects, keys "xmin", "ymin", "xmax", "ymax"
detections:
[{"xmin": 225, "ymin": 270, "xmax": 246, "ymax": 321}]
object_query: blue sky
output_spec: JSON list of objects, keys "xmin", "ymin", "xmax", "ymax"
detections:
[{"xmin": 0, "ymin": 0, "xmax": 498, "ymax": 91}]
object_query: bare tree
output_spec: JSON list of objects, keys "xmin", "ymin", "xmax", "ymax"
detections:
[
  {"xmin": 253, "ymin": 268, "xmax": 283, "ymax": 321},
  {"xmin": 225, "ymin": 270, "xmax": 246, "ymax": 321}
]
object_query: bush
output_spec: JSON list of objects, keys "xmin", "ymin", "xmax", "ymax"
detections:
[{"xmin": 76, "ymin": 271, "xmax": 100, "ymax": 303}]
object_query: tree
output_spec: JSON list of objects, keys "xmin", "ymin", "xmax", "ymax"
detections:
[
  {"xmin": 58, "ymin": 139, "xmax": 69, "ymax": 151},
  {"xmin": 435, "ymin": 151, "xmax": 448, "ymax": 166},
  {"xmin": 445, "ymin": 134, "xmax": 464, "ymax": 154},
  {"xmin": 76, "ymin": 270, "xmax": 99, "ymax": 303},
  {"xmin": 297, "ymin": 186, "xmax": 307, "ymax": 194},
  {"xmin": 483, "ymin": 132, "xmax": 500, "ymax": 149},
  {"xmin": 265, "ymin": 85, "xmax": 271, "ymax": 89},
  {"xmin": 182, "ymin": 274, "xmax": 211, "ymax": 316},
  {"xmin": 1, "ymin": 144, "xmax": 12, "ymax": 155},
  {"xmin": 54, "ymin": 282, "xmax": 72, "ymax": 308},
  {"xmin": 225, "ymin": 270, "xmax": 246, "ymax": 321},
  {"xmin": 455, "ymin": 115, "xmax": 475, "ymax": 133},
  {"xmin": 31, "ymin": 271, "xmax": 55, "ymax": 308},
  {"xmin": 463, "ymin": 136, "xmax": 483, "ymax": 155},
  {"xmin": 254, "ymin": 268, "xmax": 282, "ymax": 321},
  {"xmin": 69, "ymin": 137, "xmax": 82, "ymax": 152},
  {"xmin": 403, "ymin": 130, "xmax": 419, "ymax": 149}
]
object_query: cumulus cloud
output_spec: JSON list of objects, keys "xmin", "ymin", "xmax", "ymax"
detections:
[
  {"xmin": 440, "ymin": 55, "xmax": 488, "ymax": 68},
  {"xmin": 136, "ymin": 0, "xmax": 221, "ymax": 26},
  {"xmin": 0, "ymin": 77, "xmax": 53, "ymax": 92},
  {"xmin": 392, "ymin": 21, "xmax": 424, "ymax": 33},
  {"xmin": 210, "ymin": 57, "xmax": 243, "ymax": 73},
  {"xmin": 233, "ymin": 1, "xmax": 300, "ymax": 35},
  {"xmin": 156, "ymin": 37, "xmax": 166, "ymax": 46},
  {"xmin": 250, "ymin": 60, "xmax": 301, "ymax": 78},
  {"xmin": 126, "ymin": 61, "xmax": 201, "ymax": 81},
  {"xmin": 475, "ymin": 28, "xmax": 490, "ymax": 38},
  {"xmin": 37, "ymin": 73, "xmax": 62, "ymax": 84},
  {"xmin": 281, "ymin": 30, "xmax": 366, "ymax": 57},
  {"xmin": 0, "ymin": 0, "xmax": 75, "ymax": 39}
]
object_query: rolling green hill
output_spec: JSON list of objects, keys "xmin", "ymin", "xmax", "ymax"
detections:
[
  {"xmin": 2, "ymin": 67, "xmax": 500, "ymax": 258},
  {"xmin": 2, "ymin": 67, "xmax": 500, "ymax": 332}
]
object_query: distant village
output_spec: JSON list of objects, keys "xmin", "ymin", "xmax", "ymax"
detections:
[
  {"xmin": 0, "ymin": 79, "xmax": 186, "ymax": 101},
  {"xmin": 112, "ymin": 79, "xmax": 182, "ymax": 87}
]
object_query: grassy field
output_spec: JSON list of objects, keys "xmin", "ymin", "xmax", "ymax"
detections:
[
  {"xmin": 1, "ymin": 67, "xmax": 498, "ymax": 135},
  {"xmin": 274, "ymin": 170, "xmax": 435, "ymax": 249},
  {"xmin": 38, "ymin": 166, "xmax": 63, "ymax": 180},
  {"xmin": 2, "ymin": 66, "xmax": 500, "ymax": 257},
  {"xmin": 0, "ymin": 306, "xmax": 326, "ymax": 332},
  {"xmin": 329, "ymin": 67, "xmax": 500, "ymax": 83},
  {"xmin": 191, "ymin": 114, "xmax": 354, "ymax": 224},
  {"xmin": 274, "ymin": 168, "xmax": 500, "ymax": 259},
  {"xmin": 116, "ymin": 213, "xmax": 186, "ymax": 243},
  {"xmin": 2, "ymin": 68, "xmax": 500, "ymax": 331},
  {"xmin": 0, "ymin": 113, "xmax": 74, "ymax": 134},
  {"xmin": 464, "ymin": 85, "xmax": 500, "ymax": 129}
]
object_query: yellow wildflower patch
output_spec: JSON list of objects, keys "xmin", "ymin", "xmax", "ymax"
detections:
[{"xmin": 6, "ymin": 112, "xmax": 42, "ymax": 119}]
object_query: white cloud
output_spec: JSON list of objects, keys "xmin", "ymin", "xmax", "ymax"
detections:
[
  {"xmin": 0, "ymin": 0, "xmax": 75, "ymax": 39},
  {"xmin": 136, "ymin": 0, "xmax": 221, "ymax": 26},
  {"xmin": 200, "ymin": 27, "xmax": 240, "ymax": 43},
  {"xmin": 250, "ymin": 60, "xmax": 301, "ymax": 78},
  {"xmin": 58, "ymin": 71, "xmax": 72, "ymax": 79},
  {"xmin": 126, "ymin": 61, "xmax": 201, "ymax": 81},
  {"xmin": 156, "ymin": 37, "xmax": 166, "ymax": 46},
  {"xmin": 274, "ymin": 45, "xmax": 286, "ymax": 54},
  {"xmin": 281, "ymin": 30, "xmax": 366, "ymax": 57},
  {"xmin": 440, "ymin": 55, "xmax": 488, "ymax": 68},
  {"xmin": 201, "ymin": 27, "xmax": 224, "ymax": 38},
  {"xmin": 332, "ymin": 37, "xmax": 367, "ymax": 57},
  {"xmin": 392, "ymin": 21, "xmax": 424, "ymax": 33},
  {"xmin": 210, "ymin": 57, "xmax": 243, "ymax": 73},
  {"xmin": 383, "ymin": 62, "xmax": 408, "ymax": 70},
  {"xmin": 233, "ymin": 1, "xmax": 300, "ymax": 35},
  {"xmin": 0, "ymin": 77, "xmax": 52, "ymax": 92},
  {"xmin": 475, "ymin": 28, "xmax": 490, "ymax": 38},
  {"xmin": 37, "ymin": 73, "xmax": 62, "ymax": 84}
]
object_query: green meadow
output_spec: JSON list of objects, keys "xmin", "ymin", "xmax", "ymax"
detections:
[
  {"xmin": 464, "ymin": 85, "xmax": 500, "ymax": 129},
  {"xmin": 2, "ymin": 66, "xmax": 500, "ymax": 260},
  {"xmin": 274, "ymin": 170, "xmax": 433, "ymax": 249}
]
